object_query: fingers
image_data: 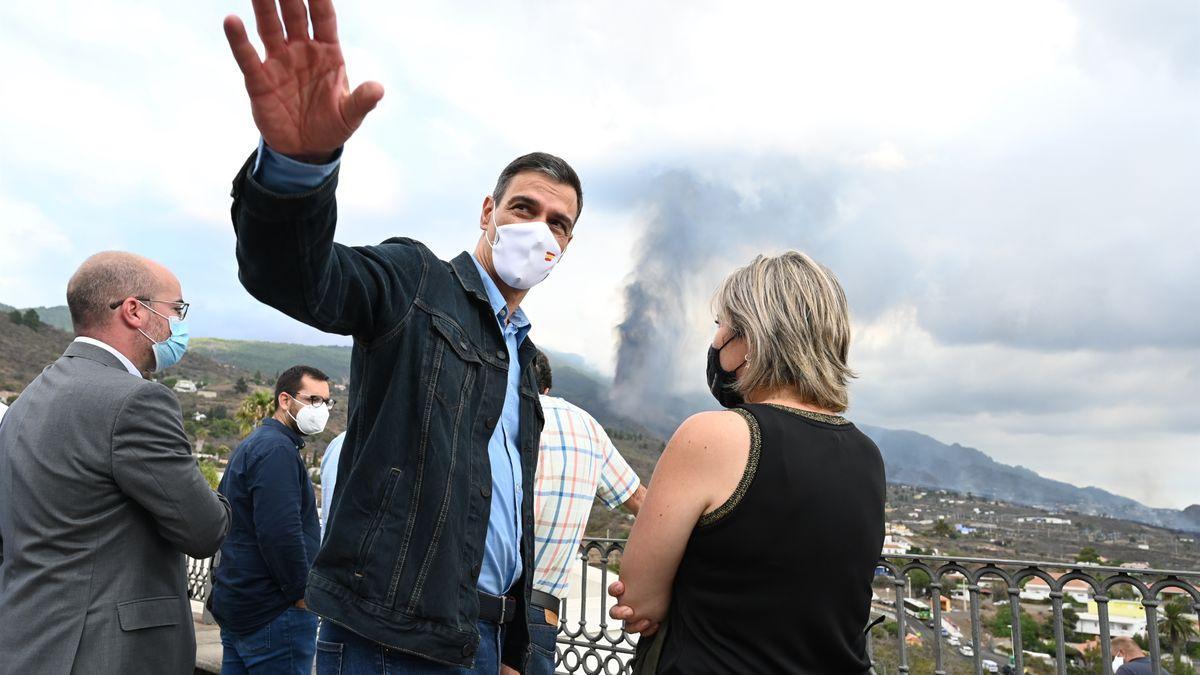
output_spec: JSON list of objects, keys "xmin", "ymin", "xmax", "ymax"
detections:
[
  {"xmin": 341, "ymin": 81, "xmax": 385, "ymax": 131},
  {"xmin": 250, "ymin": 0, "xmax": 288, "ymax": 56},
  {"xmin": 608, "ymin": 580, "xmax": 625, "ymax": 597},
  {"xmin": 223, "ymin": 16, "xmax": 265, "ymax": 84},
  {"xmin": 609, "ymin": 604, "xmax": 634, "ymax": 620},
  {"xmin": 309, "ymin": 0, "xmax": 339, "ymax": 43},
  {"xmin": 278, "ymin": 0, "xmax": 310, "ymax": 41}
]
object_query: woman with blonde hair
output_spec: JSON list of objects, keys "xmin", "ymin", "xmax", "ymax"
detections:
[{"xmin": 609, "ymin": 251, "xmax": 885, "ymax": 674}]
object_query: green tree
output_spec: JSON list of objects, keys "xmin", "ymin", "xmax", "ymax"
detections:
[
  {"xmin": 992, "ymin": 604, "xmax": 1041, "ymax": 649},
  {"xmin": 194, "ymin": 428, "xmax": 210, "ymax": 455},
  {"xmin": 1060, "ymin": 606, "xmax": 1082, "ymax": 642},
  {"xmin": 931, "ymin": 520, "xmax": 955, "ymax": 538},
  {"xmin": 1076, "ymin": 547, "xmax": 1101, "ymax": 564},
  {"xmin": 234, "ymin": 377, "xmax": 249, "ymax": 394},
  {"xmin": 163, "ymin": 377, "xmax": 179, "ymax": 390},
  {"xmin": 215, "ymin": 444, "xmax": 232, "ymax": 459},
  {"xmin": 1160, "ymin": 598, "xmax": 1199, "ymax": 674},
  {"xmin": 197, "ymin": 460, "xmax": 220, "ymax": 489},
  {"xmin": 1108, "ymin": 583, "xmax": 1139, "ymax": 600},
  {"xmin": 6, "ymin": 309, "xmax": 22, "ymax": 325},
  {"xmin": 235, "ymin": 390, "xmax": 275, "ymax": 436},
  {"xmin": 908, "ymin": 569, "xmax": 932, "ymax": 596},
  {"xmin": 21, "ymin": 309, "xmax": 40, "ymax": 329}
]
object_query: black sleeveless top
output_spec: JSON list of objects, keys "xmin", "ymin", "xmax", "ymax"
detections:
[{"xmin": 648, "ymin": 403, "xmax": 885, "ymax": 674}]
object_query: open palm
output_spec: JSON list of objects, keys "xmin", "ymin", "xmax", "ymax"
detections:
[{"xmin": 224, "ymin": 0, "xmax": 383, "ymax": 162}]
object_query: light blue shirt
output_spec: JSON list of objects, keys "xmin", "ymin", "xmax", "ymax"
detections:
[
  {"xmin": 469, "ymin": 255, "xmax": 530, "ymax": 595},
  {"xmin": 254, "ymin": 141, "xmax": 530, "ymax": 595},
  {"xmin": 319, "ymin": 432, "xmax": 346, "ymax": 541}
]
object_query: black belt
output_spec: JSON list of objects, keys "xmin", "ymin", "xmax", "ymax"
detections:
[
  {"xmin": 477, "ymin": 590, "xmax": 518, "ymax": 624},
  {"xmin": 530, "ymin": 589, "xmax": 560, "ymax": 616}
]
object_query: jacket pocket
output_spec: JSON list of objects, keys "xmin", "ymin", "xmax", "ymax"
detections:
[
  {"xmin": 353, "ymin": 467, "xmax": 404, "ymax": 581},
  {"xmin": 116, "ymin": 596, "xmax": 182, "ymax": 631},
  {"xmin": 430, "ymin": 315, "xmax": 483, "ymax": 365}
]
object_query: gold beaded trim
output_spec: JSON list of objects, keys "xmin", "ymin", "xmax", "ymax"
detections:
[
  {"xmin": 698, "ymin": 407, "xmax": 761, "ymax": 528},
  {"xmin": 765, "ymin": 403, "xmax": 851, "ymax": 425}
]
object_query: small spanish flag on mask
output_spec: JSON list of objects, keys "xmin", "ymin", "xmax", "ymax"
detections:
[{"xmin": 544, "ymin": 251, "xmax": 557, "ymax": 262}]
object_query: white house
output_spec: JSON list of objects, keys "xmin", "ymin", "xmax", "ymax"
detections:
[
  {"xmin": 1075, "ymin": 600, "xmax": 1147, "ymax": 637},
  {"xmin": 173, "ymin": 379, "xmax": 198, "ymax": 393},
  {"xmin": 882, "ymin": 535, "xmax": 913, "ymax": 556},
  {"xmin": 1016, "ymin": 516, "xmax": 1072, "ymax": 525},
  {"xmin": 1021, "ymin": 575, "xmax": 1094, "ymax": 603}
]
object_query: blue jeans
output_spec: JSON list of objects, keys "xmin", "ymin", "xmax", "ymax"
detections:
[
  {"xmin": 220, "ymin": 606, "xmax": 319, "ymax": 675},
  {"xmin": 525, "ymin": 604, "xmax": 559, "ymax": 675},
  {"xmin": 316, "ymin": 619, "xmax": 503, "ymax": 674}
]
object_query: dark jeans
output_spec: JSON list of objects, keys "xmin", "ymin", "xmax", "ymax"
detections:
[
  {"xmin": 220, "ymin": 606, "xmax": 319, "ymax": 675},
  {"xmin": 525, "ymin": 603, "xmax": 559, "ymax": 675},
  {"xmin": 316, "ymin": 619, "xmax": 503, "ymax": 674}
]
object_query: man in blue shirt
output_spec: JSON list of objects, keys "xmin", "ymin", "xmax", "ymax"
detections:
[
  {"xmin": 211, "ymin": 366, "xmax": 333, "ymax": 674},
  {"xmin": 1111, "ymin": 636, "xmax": 1153, "ymax": 675},
  {"xmin": 222, "ymin": 1, "xmax": 582, "ymax": 671}
]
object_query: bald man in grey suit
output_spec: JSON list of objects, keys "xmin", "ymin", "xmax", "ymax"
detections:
[{"xmin": 0, "ymin": 252, "xmax": 231, "ymax": 674}]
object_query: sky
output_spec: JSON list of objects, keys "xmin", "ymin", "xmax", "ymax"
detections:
[{"xmin": 1, "ymin": 1, "xmax": 1196, "ymax": 508}]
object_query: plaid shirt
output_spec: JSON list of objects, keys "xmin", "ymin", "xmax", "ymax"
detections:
[{"xmin": 532, "ymin": 395, "xmax": 640, "ymax": 598}]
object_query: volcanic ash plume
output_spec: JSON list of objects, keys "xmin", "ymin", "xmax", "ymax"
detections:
[{"xmin": 611, "ymin": 164, "xmax": 839, "ymax": 433}]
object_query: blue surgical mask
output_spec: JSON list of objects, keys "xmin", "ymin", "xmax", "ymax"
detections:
[{"xmin": 137, "ymin": 302, "xmax": 190, "ymax": 372}]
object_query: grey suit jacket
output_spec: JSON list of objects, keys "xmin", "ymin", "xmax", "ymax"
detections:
[{"xmin": 0, "ymin": 341, "xmax": 231, "ymax": 674}]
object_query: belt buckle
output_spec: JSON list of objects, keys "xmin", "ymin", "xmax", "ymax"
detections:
[{"xmin": 497, "ymin": 595, "xmax": 509, "ymax": 623}]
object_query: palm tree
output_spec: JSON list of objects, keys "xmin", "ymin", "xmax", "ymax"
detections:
[
  {"xmin": 235, "ymin": 390, "xmax": 275, "ymax": 436},
  {"xmin": 193, "ymin": 427, "xmax": 209, "ymax": 455},
  {"xmin": 1159, "ymin": 597, "xmax": 1199, "ymax": 674}
]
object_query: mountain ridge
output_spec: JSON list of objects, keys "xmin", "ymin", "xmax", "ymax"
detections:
[{"xmin": 5, "ymin": 305, "xmax": 1195, "ymax": 532}]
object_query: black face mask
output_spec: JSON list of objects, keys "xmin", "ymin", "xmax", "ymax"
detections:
[{"xmin": 706, "ymin": 341, "xmax": 745, "ymax": 408}]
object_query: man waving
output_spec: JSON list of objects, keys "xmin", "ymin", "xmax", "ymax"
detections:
[{"xmin": 223, "ymin": 1, "xmax": 582, "ymax": 672}]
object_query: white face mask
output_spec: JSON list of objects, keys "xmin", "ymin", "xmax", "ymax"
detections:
[
  {"xmin": 287, "ymin": 396, "xmax": 330, "ymax": 436},
  {"xmin": 1112, "ymin": 656, "xmax": 1124, "ymax": 671},
  {"xmin": 486, "ymin": 214, "xmax": 562, "ymax": 290}
]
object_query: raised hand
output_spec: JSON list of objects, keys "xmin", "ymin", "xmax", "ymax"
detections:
[{"xmin": 224, "ymin": 0, "xmax": 383, "ymax": 162}]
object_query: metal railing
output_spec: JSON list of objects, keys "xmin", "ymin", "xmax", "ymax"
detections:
[
  {"xmin": 186, "ymin": 542, "xmax": 1200, "ymax": 675},
  {"xmin": 549, "ymin": 540, "xmax": 1200, "ymax": 675},
  {"xmin": 187, "ymin": 556, "xmax": 213, "ymax": 604}
]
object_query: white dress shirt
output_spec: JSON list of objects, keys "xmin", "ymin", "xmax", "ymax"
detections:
[{"xmin": 73, "ymin": 337, "xmax": 143, "ymax": 378}]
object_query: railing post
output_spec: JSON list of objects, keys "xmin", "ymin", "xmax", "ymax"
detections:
[
  {"xmin": 894, "ymin": 574, "xmax": 909, "ymax": 674},
  {"xmin": 1097, "ymin": 594, "xmax": 1113, "ymax": 675},
  {"xmin": 1141, "ymin": 597, "xmax": 1162, "ymax": 673},
  {"xmin": 930, "ymin": 578, "xmax": 946, "ymax": 675},
  {"xmin": 968, "ymin": 582, "xmax": 984, "ymax": 675},
  {"xmin": 1048, "ymin": 590, "xmax": 1066, "ymax": 675},
  {"xmin": 1008, "ymin": 585, "xmax": 1023, "ymax": 675}
]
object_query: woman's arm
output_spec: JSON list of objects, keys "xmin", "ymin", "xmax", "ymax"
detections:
[{"xmin": 612, "ymin": 409, "xmax": 750, "ymax": 629}]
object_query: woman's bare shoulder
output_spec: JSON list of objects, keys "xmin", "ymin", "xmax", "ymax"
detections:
[{"xmin": 663, "ymin": 409, "xmax": 751, "ymax": 462}]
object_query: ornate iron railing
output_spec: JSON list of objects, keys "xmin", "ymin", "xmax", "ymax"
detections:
[
  {"xmin": 186, "ymin": 542, "xmax": 1200, "ymax": 675},
  {"xmin": 187, "ymin": 556, "xmax": 214, "ymax": 605},
  {"xmin": 551, "ymin": 539, "xmax": 1200, "ymax": 675}
]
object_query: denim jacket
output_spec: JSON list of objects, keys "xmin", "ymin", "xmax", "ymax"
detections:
[{"xmin": 230, "ymin": 154, "xmax": 544, "ymax": 668}]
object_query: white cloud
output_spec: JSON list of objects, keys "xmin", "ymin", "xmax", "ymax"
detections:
[
  {"xmin": 1, "ymin": 0, "xmax": 1197, "ymax": 511},
  {"xmin": 0, "ymin": 190, "xmax": 74, "ymax": 306}
]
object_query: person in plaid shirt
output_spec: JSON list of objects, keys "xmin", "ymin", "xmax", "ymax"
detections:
[{"xmin": 509, "ymin": 351, "xmax": 645, "ymax": 675}]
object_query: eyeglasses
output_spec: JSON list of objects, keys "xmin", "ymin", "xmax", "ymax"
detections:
[
  {"xmin": 290, "ymin": 392, "xmax": 336, "ymax": 409},
  {"xmin": 109, "ymin": 297, "xmax": 190, "ymax": 320}
]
